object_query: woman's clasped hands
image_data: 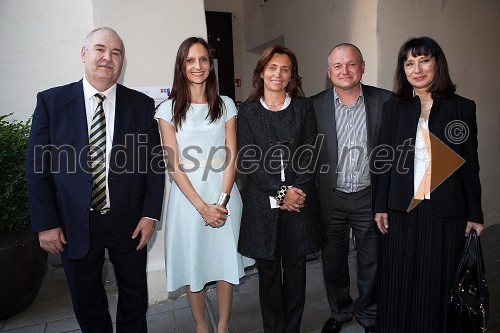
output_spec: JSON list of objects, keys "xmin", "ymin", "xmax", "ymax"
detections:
[
  {"xmin": 280, "ymin": 187, "xmax": 306, "ymax": 213},
  {"xmin": 199, "ymin": 203, "xmax": 229, "ymax": 228}
]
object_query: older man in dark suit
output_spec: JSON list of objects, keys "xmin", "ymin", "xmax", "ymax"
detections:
[
  {"xmin": 311, "ymin": 43, "xmax": 391, "ymax": 333},
  {"xmin": 25, "ymin": 27, "xmax": 165, "ymax": 333}
]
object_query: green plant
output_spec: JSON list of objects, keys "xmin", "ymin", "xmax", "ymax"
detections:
[{"xmin": 0, "ymin": 114, "xmax": 31, "ymax": 232}]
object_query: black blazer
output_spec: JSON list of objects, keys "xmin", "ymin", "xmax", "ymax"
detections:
[
  {"xmin": 374, "ymin": 94, "xmax": 483, "ymax": 223},
  {"xmin": 311, "ymin": 84, "xmax": 391, "ymax": 224},
  {"xmin": 237, "ymin": 97, "xmax": 327, "ymax": 260},
  {"xmin": 25, "ymin": 80, "xmax": 165, "ymax": 259}
]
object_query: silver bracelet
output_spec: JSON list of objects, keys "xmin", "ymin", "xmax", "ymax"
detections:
[
  {"xmin": 276, "ymin": 185, "xmax": 288, "ymax": 206},
  {"xmin": 217, "ymin": 193, "xmax": 230, "ymax": 207}
]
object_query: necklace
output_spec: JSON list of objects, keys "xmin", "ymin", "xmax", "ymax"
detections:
[
  {"xmin": 265, "ymin": 100, "xmax": 284, "ymax": 107},
  {"xmin": 263, "ymin": 93, "xmax": 287, "ymax": 108}
]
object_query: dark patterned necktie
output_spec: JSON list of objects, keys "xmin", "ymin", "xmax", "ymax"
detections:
[{"xmin": 90, "ymin": 93, "xmax": 107, "ymax": 211}]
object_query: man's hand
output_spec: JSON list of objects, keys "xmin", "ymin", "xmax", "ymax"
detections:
[
  {"xmin": 38, "ymin": 227, "xmax": 67, "ymax": 253},
  {"xmin": 132, "ymin": 218, "xmax": 156, "ymax": 250}
]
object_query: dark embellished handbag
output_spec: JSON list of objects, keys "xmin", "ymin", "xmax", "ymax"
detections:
[{"xmin": 450, "ymin": 229, "xmax": 489, "ymax": 333}]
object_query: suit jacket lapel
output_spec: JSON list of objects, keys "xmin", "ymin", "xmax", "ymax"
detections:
[
  {"xmin": 112, "ymin": 84, "xmax": 133, "ymax": 148},
  {"xmin": 65, "ymin": 80, "xmax": 88, "ymax": 147},
  {"xmin": 363, "ymin": 85, "xmax": 379, "ymax": 152},
  {"xmin": 320, "ymin": 89, "xmax": 338, "ymax": 163},
  {"xmin": 428, "ymin": 96, "xmax": 443, "ymax": 133}
]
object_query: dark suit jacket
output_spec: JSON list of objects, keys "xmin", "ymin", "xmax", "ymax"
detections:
[
  {"xmin": 237, "ymin": 97, "xmax": 327, "ymax": 260},
  {"xmin": 26, "ymin": 80, "xmax": 165, "ymax": 259},
  {"xmin": 311, "ymin": 84, "xmax": 391, "ymax": 224},
  {"xmin": 374, "ymin": 94, "xmax": 483, "ymax": 223}
]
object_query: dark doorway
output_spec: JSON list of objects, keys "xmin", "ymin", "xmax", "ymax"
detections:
[{"xmin": 205, "ymin": 11, "xmax": 235, "ymax": 101}]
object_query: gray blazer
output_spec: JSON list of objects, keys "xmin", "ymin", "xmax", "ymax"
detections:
[{"xmin": 311, "ymin": 84, "xmax": 391, "ymax": 224}]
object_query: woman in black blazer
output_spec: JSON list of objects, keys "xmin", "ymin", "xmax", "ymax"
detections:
[
  {"xmin": 374, "ymin": 37, "xmax": 484, "ymax": 333},
  {"xmin": 237, "ymin": 45, "xmax": 327, "ymax": 333}
]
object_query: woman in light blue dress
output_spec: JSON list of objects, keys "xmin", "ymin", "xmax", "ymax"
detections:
[{"xmin": 155, "ymin": 37, "xmax": 253, "ymax": 333}]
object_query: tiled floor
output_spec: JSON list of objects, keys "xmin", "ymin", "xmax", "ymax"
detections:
[{"xmin": 1, "ymin": 224, "xmax": 499, "ymax": 333}]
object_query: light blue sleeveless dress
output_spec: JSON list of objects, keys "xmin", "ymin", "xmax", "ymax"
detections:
[{"xmin": 155, "ymin": 96, "xmax": 254, "ymax": 292}]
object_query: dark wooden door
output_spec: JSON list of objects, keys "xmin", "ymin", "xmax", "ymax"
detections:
[{"xmin": 205, "ymin": 11, "xmax": 235, "ymax": 101}]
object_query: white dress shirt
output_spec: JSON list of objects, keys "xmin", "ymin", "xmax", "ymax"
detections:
[{"xmin": 414, "ymin": 118, "xmax": 431, "ymax": 200}]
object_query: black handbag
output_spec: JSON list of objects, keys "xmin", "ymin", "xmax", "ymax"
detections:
[{"xmin": 450, "ymin": 229, "xmax": 489, "ymax": 333}]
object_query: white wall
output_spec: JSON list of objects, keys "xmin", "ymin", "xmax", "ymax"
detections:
[
  {"xmin": 91, "ymin": 0, "xmax": 207, "ymax": 89},
  {"xmin": 0, "ymin": 0, "xmax": 207, "ymax": 121},
  {"xmin": 241, "ymin": 0, "xmax": 381, "ymax": 97},
  {"xmin": 0, "ymin": 0, "xmax": 92, "ymax": 121}
]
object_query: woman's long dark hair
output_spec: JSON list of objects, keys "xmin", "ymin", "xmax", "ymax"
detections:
[
  {"xmin": 168, "ymin": 37, "xmax": 224, "ymax": 130},
  {"xmin": 246, "ymin": 45, "xmax": 304, "ymax": 102},
  {"xmin": 393, "ymin": 36, "xmax": 456, "ymax": 102}
]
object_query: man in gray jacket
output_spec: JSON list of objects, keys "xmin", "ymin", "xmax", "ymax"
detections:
[{"xmin": 311, "ymin": 43, "xmax": 391, "ymax": 333}]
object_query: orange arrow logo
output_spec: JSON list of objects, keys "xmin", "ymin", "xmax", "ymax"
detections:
[{"xmin": 407, "ymin": 125, "xmax": 465, "ymax": 212}]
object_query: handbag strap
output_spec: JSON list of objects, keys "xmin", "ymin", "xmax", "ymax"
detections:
[
  {"xmin": 471, "ymin": 229, "xmax": 487, "ymax": 298},
  {"xmin": 452, "ymin": 229, "xmax": 474, "ymax": 287}
]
